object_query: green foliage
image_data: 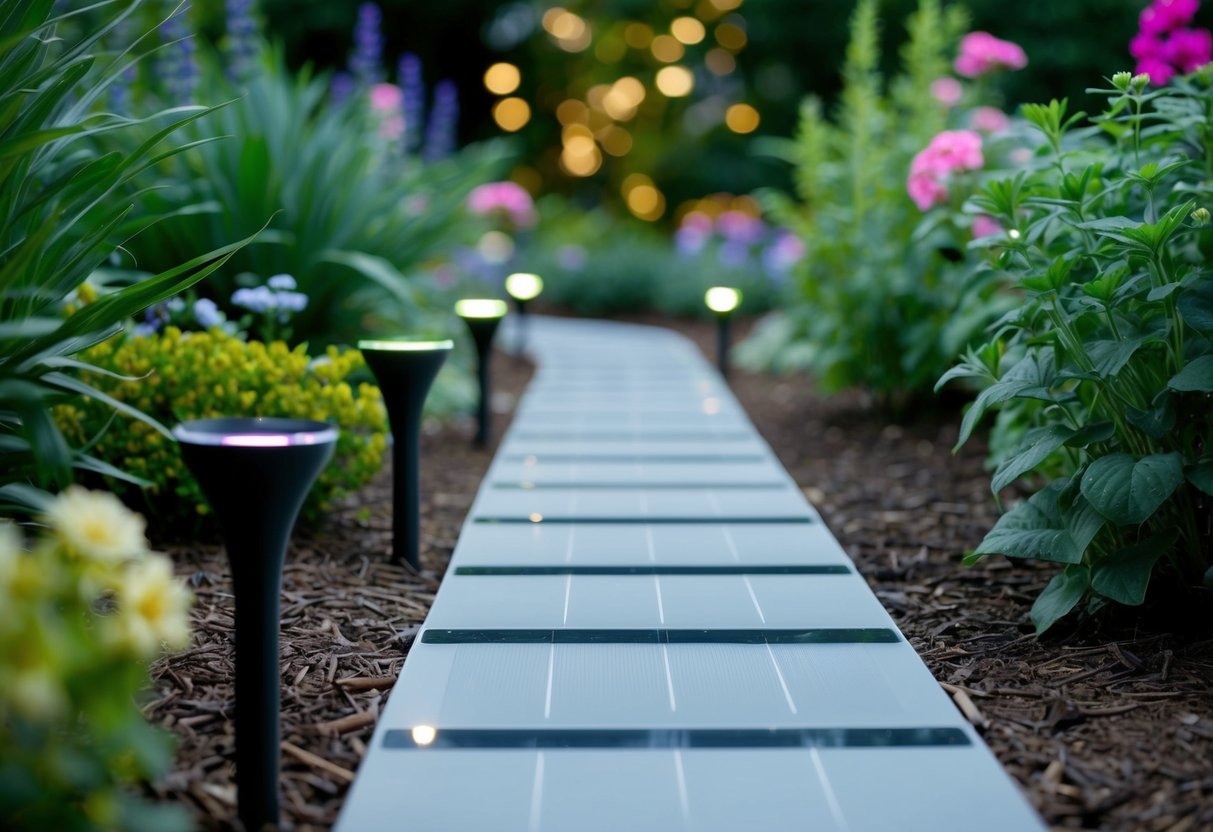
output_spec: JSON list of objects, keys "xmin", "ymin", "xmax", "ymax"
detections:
[
  {"xmin": 114, "ymin": 44, "xmax": 509, "ymax": 348},
  {"xmin": 0, "ymin": 490, "xmax": 193, "ymax": 831},
  {"xmin": 0, "ymin": 0, "xmax": 250, "ymax": 515},
  {"xmin": 56, "ymin": 328, "xmax": 388, "ymax": 531},
  {"xmin": 738, "ymin": 0, "xmax": 1010, "ymax": 410},
  {"xmin": 945, "ymin": 74, "xmax": 1213, "ymax": 632}
]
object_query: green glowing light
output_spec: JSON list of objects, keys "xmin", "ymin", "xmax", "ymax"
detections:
[
  {"xmin": 357, "ymin": 339, "xmax": 455, "ymax": 352},
  {"xmin": 455, "ymin": 298, "xmax": 509, "ymax": 319},
  {"xmin": 704, "ymin": 286, "xmax": 741, "ymax": 314},
  {"xmin": 505, "ymin": 272, "xmax": 544, "ymax": 301}
]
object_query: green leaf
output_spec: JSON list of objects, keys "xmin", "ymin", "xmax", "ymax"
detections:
[
  {"xmin": 1083, "ymin": 333, "xmax": 1156, "ymax": 379},
  {"xmin": 1177, "ymin": 281, "xmax": 1213, "ymax": 334},
  {"xmin": 1031, "ymin": 565, "xmax": 1089, "ymax": 634},
  {"xmin": 1091, "ymin": 532, "xmax": 1174, "ymax": 605},
  {"xmin": 1186, "ymin": 460, "xmax": 1213, "ymax": 496},
  {"xmin": 1126, "ymin": 395, "xmax": 1176, "ymax": 439},
  {"xmin": 974, "ymin": 481, "xmax": 1091, "ymax": 564},
  {"xmin": 1167, "ymin": 355, "xmax": 1213, "ymax": 392},
  {"xmin": 991, "ymin": 425, "xmax": 1076, "ymax": 495},
  {"xmin": 1080, "ymin": 452, "xmax": 1185, "ymax": 524},
  {"xmin": 956, "ymin": 349, "xmax": 1057, "ymax": 449}
]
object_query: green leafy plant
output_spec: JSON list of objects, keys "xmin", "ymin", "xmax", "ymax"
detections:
[
  {"xmin": 942, "ymin": 71, "xmax": 1213, "ymax": 632},
  {"xmin": 738, "ymin": 0, "xmax": 1016, "ymax": 411},
  {"xmin": 0, "ymin": 0, "xmax": 251, "ymax": 514},
  {"xmin": 0, "ymin": 488, "xmax": 193, "ymax": 831},
  {"xmin": 55, "ymin": 327, "xmax": 388, "ymax": 531}
]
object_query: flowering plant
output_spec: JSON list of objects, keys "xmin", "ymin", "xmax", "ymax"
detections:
[
  {"xmin": 674, "ymin": 205, "xmax": 806, "ymax": 284},
  {"xmin": 0, "ymin": 488, "xmax": 192, "ymax": 831},
  {"xmin": 1131, "ymin": 0, "xmax": 1212, "ymax": 85},
  {"xmin": 941, "ymin": 70, "xmax": 1213, "ymax": 632}
]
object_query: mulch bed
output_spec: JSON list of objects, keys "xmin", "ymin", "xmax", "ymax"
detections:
[{"xmin": 148, "ymin": 324, "xmax": 1213, "ymax": 831}]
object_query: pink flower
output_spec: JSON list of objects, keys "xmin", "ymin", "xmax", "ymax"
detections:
[
  {"xmin": 1139, "ymin": 0, "xmax": 1199, "ymax": 36},
  {"xmin": 679, "ymin": 211, "xmax": 714, "ymax": 234},
  {"xmin": 369, "ymin": 83, "xmax": 402, "ymax": 113},
  {"xmin": 716, "ymin": 210, "xmax": 766, "ymax": 244},
  {"xmin": 970, "ymin": 106, "xmax": 1010, "ymax": 134},
  {"xmin": 467, "ymin": 181, "xmax": 537, "ymax": 228},
  {"xmin": 954, "ymin": 31, "xmax": 1028, "ymax": 78},
  {"xmin": 1130, "ymin": 30, "xmax": 1165, "ymax": 60},
  {"xmin": 907, "ymin": 172, "xmax": 950, "ymax": 211},
  {"xmin": 1137, "ymin": 55, "xmax": 1178, "ymax": 85},
  {"xmin": 971, "ymin": 215, "xmax": 1003, "ymax": 238},
  {"xmin": 1163, "ymin": 27, "xmax": 1213, "ymax": 72},
  {"xmin": 930, "ymin": 77, "xmax": 963, "ymax": 106}
]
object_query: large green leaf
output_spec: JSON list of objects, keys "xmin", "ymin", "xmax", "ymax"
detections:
[
  {"xmin": 1030, "ymin": 565, "xmax": 1089, "ymax": 634},
  {"xmin": 974, "ymin": 481, "xmax": 1101, "ymax": 564},
  {"xmin": 991, "ymin": 425, "xmax": 1076, "ymax": 495},
  {"xmin": 1186, "ymin": 460, "xmax": 1213, "ymax": 496},
  {"xmin": 1177, "ymin": 281, "xmax": 1213, "ymax": 334},
  {"xmin": 956, "ymin": 348, "xmax": 1057, "ymax": 448},
  {"xmin": 1080, "ymin": 452, "xmax": 1184, "ymax": 524},
  {"xmin": 1090, "ymin": 533, "xmax": 1172, "ymax": 605},
  {"xmin": 1167, "ymin": 355, "xmax": 1213, "ymax": 392}
]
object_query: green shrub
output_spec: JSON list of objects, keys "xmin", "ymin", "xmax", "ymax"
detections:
[
  {"xmin": 56, "ymin": 328, "xmax": 388, "ymax": 530},
  {"xmin": 942, "ymin": 74, "xmax": 1213, "ymax": 633},
  {"xmin": 0, "ymin": 489, "xmax": 193, "ymax": 831},
  {"xmin": 0, "ymin": 0, "xmax": 251, "ymax": 514},
  {"xmin": 737, "ymin": 0, "xmax": 1017, "ymax": 411}
]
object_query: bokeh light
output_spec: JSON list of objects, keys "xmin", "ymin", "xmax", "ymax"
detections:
[
  {"xmin": 705, "ymin": 48, "xmax": 736, "ymax": 75},
  {"xmin": 492, "ymin": 97, "xmax": 531, "ymax": 131},
  {"xmin": 715, "ymin": 22, "xmax": 747, "ymax": 51},
  {"xmin": 483, "ymin": 62, "xmax": 520, "ymax": 95},
  {"xmin": 725, "ymin": 103, "xmax": 760, "ymax": 133},
  {"xmin": 650, "ymin": 34, "xmax": 685, "ymax": 63},
  {"xmin": 656, "ymin": 65, "xmax": 694, "ymax": 97},
  {"xmin": 671, "ymin": 17, "xmax": 706, "ymax": 45}
]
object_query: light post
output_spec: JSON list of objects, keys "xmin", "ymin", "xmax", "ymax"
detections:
[
  {"xmin": 704, "ymin": 286, "xmax": 742, "ymax": 378},
  {"xmin": 455, "ymin": 299, "xmax": 508, "ymax": 448},
  {"xmin": 175, "ymin": 417, "xmax": 338, "ymax": 832},
  {"xmin": 357, "ymin": 339, "xmax": 453, "ymax": 568},
  {"xmin": 504, "ymin": 272, "xmax": 543, "ymax": 354}
]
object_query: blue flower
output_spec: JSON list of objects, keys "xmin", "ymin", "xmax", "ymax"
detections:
[
  {"xmin": 350, "ymin": 3, "xmax": 384, "ymax": 87},
  {"xmin": 423, "ymin": 79, "xmax": 460, "ymax": 161},
  {"xmin": 231, "ymin": 285, "xmax": 275, "ymax": 313},
  {"xmin": 274, "ymin": 291, "xmax": 308, "ymax": 313},
  {"xmin": 193, "ymin": 298, "xmax": 224, "ymax": 328},
  {"xmin": 267, "ymin": 273, "xmax": 297, "ymax": 290}
]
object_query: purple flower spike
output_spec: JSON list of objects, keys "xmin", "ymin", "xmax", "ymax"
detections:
[
  {"xmin": 399, "ymin": 53, "xmax": 426, "ymax": 153},
  {"xmin": 423, "ymin": 79, "xmax": 460, "ymax": 161},
  {"xmin": 159, "ymin": 2, "xmax": 197, "ymax": 105},
  {"xmin": 225, "ymin": 0, "xmax": 260, "ymax": 83},
  {"xmin": 350, "ymin": 3, "xmax": 385, "ymax": 87}
]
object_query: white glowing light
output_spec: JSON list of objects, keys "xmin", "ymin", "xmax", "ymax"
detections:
[
  {"xmin": 505, "ymin": 272, "xmax": 544, "ymax": 301},
  {"xmin": 411, "ymin": 725, "xmax": 437, "ymax": 746},
  {"xmin": 529, "ymin": 512, "xmax": 544, "ymax": 523},
  {"xmin": 704, "ymin": 286, "xmax": 742, "ymax": 314},
  {"xmin": 455, "ymin": 299, "xmax": 509, "ymax": 319},
  {"xmin": 358, "ymin": 339, "xmax": 455, "ymax": 352}
]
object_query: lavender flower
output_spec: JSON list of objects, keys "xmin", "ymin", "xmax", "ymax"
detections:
[
  {"xmin": 423, "ymin": 79, "xmax": 459, "ymax": 162},
  {"xmin": 225, "ymin": 0, "xmax": 259, "ymax": 83},
  {"xmin": 193, "ymin": 298, "xmax": 224, "ymax": 329},
  {"xmin": 108, "ymin": 64, "xmax": 137, "ymax": 116},
  {"xmin": 350, "ymin": 3, "xmax": 384, "ymax": 87},
  {"xmin": 398, "ymin": 53, "xmax": 425, "ymax": 153},
  {"xmin": 330, "ymin": 71, "xmax": 355, "ymax": 107},
  {"xmin": 159, "ymin": 2, "xmax": 197, "ymax": 105}
]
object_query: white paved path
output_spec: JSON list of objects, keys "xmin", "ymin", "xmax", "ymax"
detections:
[{"xmin": 337, "ymin": 317, "xmax": 1042, "ymax": 831}]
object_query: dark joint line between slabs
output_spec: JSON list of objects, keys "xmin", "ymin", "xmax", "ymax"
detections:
[
  {"xmin": 383, "ymin": 727, "xmax": 971, "ymax": 750},
  {"xmin": 491, "ymin": 482, "xmax": 789, "ymax": 490},
  {"xmin": 421, "ymin": 628, "xmax": 898, "ymax": 645},
  {"xmin": 500, "ymin": 454, "xmax": 767, "ymax": 463},
  {"xmin": 473, "ymin": 517, "xmax": 815, "ymax": 525},
  {"xmin": 510, "ymin": 432, "xmax": 753, "ymax": 441},
  {"xmin": 455, "ymin": 565, "xmax": 851, "ymax": 576}
]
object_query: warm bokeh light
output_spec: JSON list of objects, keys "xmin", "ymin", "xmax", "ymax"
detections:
[
  {"xmin": 492, "ymin": 97, "xmax": 531, "ymax": 132},
  {"xmin": 622, "ymin": 174, "xmax": 666, "ymax": 221},
  {"xmin": 602, "ymin": 76, "xmax": 645, "ymax": 120},
  {"xmin": 705, "ymin": 47, "xmax": 736, "ymax": 75},
  {"xmin": 561, "ymin": 142, "xmax": 603, "ymax": 177},
  {"xmin": 623, "ymin": 22, "xmax": 654, "ymax": 48},
  {"xmin": 655, "ymin": 65, "xmax": 694, "ymax": 97},
  {"xmin": 671, "ymin": 17, "xmax": 706, "ymax": 45},
  {"xmin": 544, "ymin": 7, "xmax": 591, "ymax": 52},
  {"xmin": 586, "ymin": 83, "xmax": 610, "ymax": 111},
  {"xmin": 556, "ymin": 99, "xmax": 589, "ymax": 125},
  {"xmin": 710, "ymin": 0, "xmax": 745, "ymax": 10},
  {"xmin": 564, "ymin": 133, "xmax": 596, "ymax": 157},
  {"xmin": 650, "ymin": 34, "xmax": 685, "ymax": 63},
  {"xmin": 715, "ymin": 22, "xmax": 747, "ymax": 51},
  {"xmin": 725, "ymin": 102, "xmax": 760, "ymax": 133},
  {"xmin": 599, "ymin": 125, "xmax": 633, "ymax": 156},
  {"xmin": 483, "ymin": 62, "xmax": 521, "ymax": 95},
  {"xmin": 705, "ymin": 286, "xmax": 742, "ymax": 314}
]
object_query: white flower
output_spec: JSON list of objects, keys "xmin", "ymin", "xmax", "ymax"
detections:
[
  {"xmin": 108, "ymin": 556, "xmax": 192, "ymax": 657},
  {"xmin": 43, "ymin": 486, "xmax": 148, "ymax": 565}
]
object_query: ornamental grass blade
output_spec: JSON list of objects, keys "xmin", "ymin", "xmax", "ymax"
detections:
[{"xmin": 1080, "ymin": 452, "xmax": 1184, "ymax": 525}]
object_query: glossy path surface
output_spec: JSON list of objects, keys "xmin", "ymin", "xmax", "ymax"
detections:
[{"xmin": 337, "ymin": 317, "xmax": 1042, "ymax": 832}]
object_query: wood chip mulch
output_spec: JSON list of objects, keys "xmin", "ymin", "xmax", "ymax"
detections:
[{"xmin": 147, "ymin": 323, "xmax": 1213, "ymax": 832}]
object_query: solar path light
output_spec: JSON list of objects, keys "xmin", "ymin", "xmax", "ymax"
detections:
[
  {"xmin": 455, "ymin": 298, "xmax": 508, "ymax": 448},
  {"xmin": 174, "ymin": 417, "xmax": 338, "ymax": 832},
  {"xmin": 357, "ymin": 338, "xmax": 454, "ymax": 569},
  {"xmin": 504, "ymin": 272, "xmax": 543, "ymax": 353},
  {"xmin": 704, "ymin": 285, "xmax": 742, "ymax": 378}
]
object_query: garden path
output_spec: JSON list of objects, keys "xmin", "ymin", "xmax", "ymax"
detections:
[{"xmin": 336, "ymin": 316, "xmax": 1042, "ymax": 831}]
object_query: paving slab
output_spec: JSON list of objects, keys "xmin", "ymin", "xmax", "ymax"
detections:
[{"xmin": 336, "ymin": 316, "xmax": 1042, "ymax": 831}]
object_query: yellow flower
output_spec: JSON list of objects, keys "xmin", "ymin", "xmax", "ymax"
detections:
[
  {"xmin": 43, "ymin": 486, "xmax": 148, "ymax": 565},
  {"xmin": 108, "ymin": 556, "xmax": 192, "ymax": 657}
]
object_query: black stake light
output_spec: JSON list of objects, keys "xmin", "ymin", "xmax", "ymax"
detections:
[
  {"xmin": 455, "ymin": 299, "xmax": 508, "ymax": 448},
  {"xmin": 357, "ymin": 338, "xmax": 453, "ymax": 568},
  {"xmin": 704, "ymin": 286, "xmax": 742, "ymax": 378},
  {"xmin": 504, "ymin": 272, "xmax": 543, "ymax": 354},
  {"xmin": 175, "ymin": 417, "xmax": 338, "ymax": 832}
]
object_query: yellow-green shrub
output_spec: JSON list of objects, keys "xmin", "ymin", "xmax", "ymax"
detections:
[{"xmin": 56, "ymin": 328, "xmax": 387, "ymax": 530}]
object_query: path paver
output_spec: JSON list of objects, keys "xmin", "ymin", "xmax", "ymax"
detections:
[{"xmin": 337, "ymin": 317, "xmax": 1042, "ymax": 831}]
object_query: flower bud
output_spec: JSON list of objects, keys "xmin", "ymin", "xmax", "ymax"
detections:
[
  {"xmin": 1111, "ymin": 71, "xmax": 1133, "ymax": 91},
  {"xmin": 1130, "ymin": 73, "xmax": 1151, "ymax": 92},
  {"xmin": 1191, "ymin": 207, "xmax": 1211, "ymax": 226}
]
